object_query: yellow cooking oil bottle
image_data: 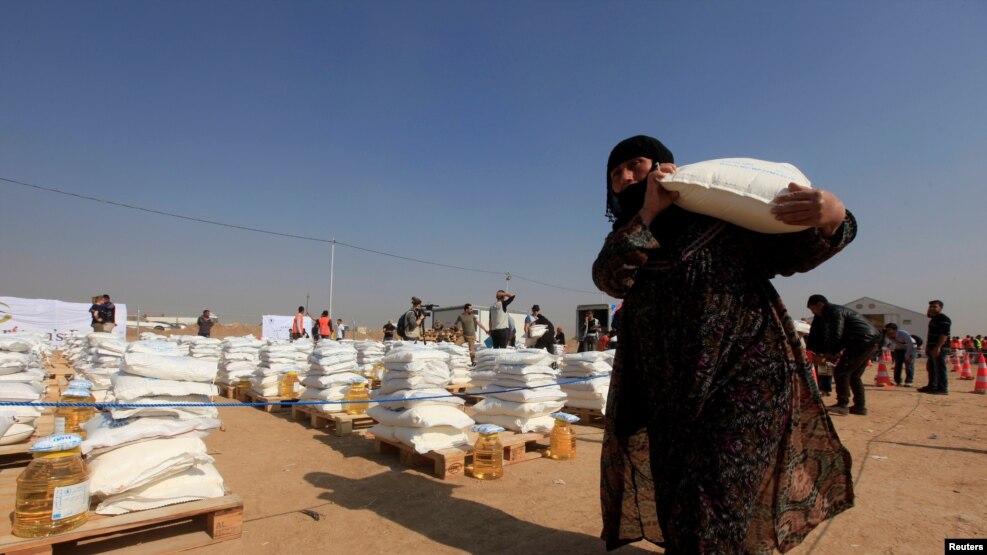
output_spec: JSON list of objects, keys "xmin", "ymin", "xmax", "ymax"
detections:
[
  {"xmin": 470, "ymin": 424, "xmax": 505, "ymax": 480},
  {"xmin": 53, "ymin": 386, "xmax": 95, "ymax": 439},
  {"xmin": 12, "ymin": 434, "xmax": 90, "ymax": 538},
  {"xmin": 544, "ymin": 412, "xmax": 580, "ymax": 460},
  {"xmin": 279, "ymin": 371, "xmax": 299, "ymax": 399},
  {"xmin": 344, "ymin": 377, "xmax": 370, "ymax": 415}
]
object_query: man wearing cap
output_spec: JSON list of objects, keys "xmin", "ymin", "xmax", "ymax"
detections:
[
  {"xmin": 403, "ymin": 297, "xmax": 426, "ymax": 342},
  {"xmin": 524, "ymin": 305, "xmax": 542, "ymax": 347}
]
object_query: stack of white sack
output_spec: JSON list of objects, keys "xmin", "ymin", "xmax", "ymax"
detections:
[
  {"xmin": 75, "ymin": 333, "xmax": 128, "ymax": 402},
  {"xmin": 216, "ymin": 336, "xmax": 263, "ymax": 385},
  {"xmin": 432, "ymin": 343, "xmax": 472, "ymax": 385},
  {"xmin": 188, "ymin": 337, "xmax": 222, "ymax": 361},
  {"xmin": 471, "ymin": 349, "xmax": 564, "ymax": 433},
  {"xmin": 82, "ymin": 417, "xmax": 224, "ymax": 515},
  {"xmin": 250, "ymin": 342, "xmax": 305, "ymax": 397},
  {"xmin": 0, "ymin": 333, "xmax": 50, "ymax": 445},
  {"xmin": 354, "ymin": 340, "xmax": 385, "ymax": 378},
  {"xmin": 369, "ymin": 345, "xmax": 471, "ymax": 454},
  {"xmin": 139, "ymin": 331, "xmax": 164, "ymax": 341},
  {"xmin": 61, "ymin": 331, "xmax": 89, "ymax": 367},
  {"xmin": 85, "ymin": 349, "xmax": 224, "ymax": 514},
  {"xmin": 299, "ymin": 340, "xmax": 361, "ymax": 414},
  {"xmin": 106, "ymin": 351, "xmax": 219, "ymax": 420},
  {"xmin": 468, "ymin": 347, "xmax": 512, "ymax": 391},
  {"xmin": 169, "ymin": 335, "xmax": 194, "ymax": 356},
  {"xmin": 560, "ymin": 351, "xmax": 613, "ymax": 412}
]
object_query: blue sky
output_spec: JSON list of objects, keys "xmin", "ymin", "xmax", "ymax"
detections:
[{"xmin": 2, "ymin": 2, "xmax": 985, "ymax": 336}]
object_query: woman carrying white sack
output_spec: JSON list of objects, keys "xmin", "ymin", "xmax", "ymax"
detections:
[{"xmin": 594, "ymin": 135, "xmax": 856, "ymax": 553}]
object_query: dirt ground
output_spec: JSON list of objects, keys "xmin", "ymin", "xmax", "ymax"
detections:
[{"xmin": 162, "ymin": 352, "xmax": 987, "ymax": 555}]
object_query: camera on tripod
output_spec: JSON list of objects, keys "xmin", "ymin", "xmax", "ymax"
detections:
[{"xmin": 418, "ymin": 303, "xmax": 436, "ymax": 318}]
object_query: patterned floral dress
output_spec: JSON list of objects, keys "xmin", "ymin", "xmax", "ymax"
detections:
[{"xmin": 592, "ymin": 206, "xmax": 856, "ymax": 554}]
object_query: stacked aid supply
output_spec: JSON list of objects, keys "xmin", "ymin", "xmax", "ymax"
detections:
[
  {"xmin": 188, "ymin": 337, "xmax": 222, "ymax": 361},
  {"xmin": 0, "ymin": 333, "xmax": 50, "ymax": 445},
  {"xmin": 299, "ymin": 340, "xmax": 362, "ymax": 414},
  {"xmin": 354, "ymin": 340, "xmax": 385, "ymax": 379},
  {"xmin": 560, "ymin": 351, "xmax": 613, "ymax": 413},
  {"xmin": 216, "ymin": 336, "xmax": 262, "ymax": 386},
  {"xmin": 432, "ymin": 342, "xmax": 472, "ymax": 385},
  {"xmin": 369, "ymin": 345, "xmax": 472, "ymax": 454},
  {"xmin": 250, "ymin": 342, "xmax": 306, "ymax": 397},
  {"xmin": 471, "ymin": 349, "xmax": 564, "ymax": 433},
  {"xmin": 469, "ymin": 347, "xmax": 512, "ymax": 391},
  {"xmin": 74, "ymin": 333, "xmax": 127, "ymax": 402},
  {"xmin": 84, "ymin": 348, "xmax": 224, "ymax": 514}
]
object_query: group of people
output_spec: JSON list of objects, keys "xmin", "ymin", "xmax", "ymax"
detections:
[
  {"xmin": 804, "ymin": 296, "xmax": 954, "ymax": 416},
  {"xmin": 88, "ymin": 294, "xmax": 116, "ymax": 332},
  {"xmin": 391, "ymin": 293, "xmax": 565, "ymax": 365},
  {"xmin": 289, "ymin": 307, "xmax": 346, "ymax": 342}
]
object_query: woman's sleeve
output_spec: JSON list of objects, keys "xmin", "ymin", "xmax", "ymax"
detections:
[
  {"xmin": 754, "ymin": 210, "xmax": 858, "ymax": 278},
  {"xmin": 591, "ymin": 215, "xmax": 660, "ymax": 299}
]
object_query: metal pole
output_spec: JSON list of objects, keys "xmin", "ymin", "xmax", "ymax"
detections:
[{"xmin": 329, "ymin": 238, "xmax": 335, "ymax": 320}]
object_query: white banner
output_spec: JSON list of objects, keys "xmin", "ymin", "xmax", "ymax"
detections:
[
  {"xmin": 261, "ymin": 315, "xmax": 313, "ymax": 341},
  {"xmin": 1, "ymin": 296, "xmax": 127, "ymax": 347}
]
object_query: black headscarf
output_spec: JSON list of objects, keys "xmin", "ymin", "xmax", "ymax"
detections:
[{"xmin": 605, "ymin": 135, "xmax": 675, "ymax": 228}]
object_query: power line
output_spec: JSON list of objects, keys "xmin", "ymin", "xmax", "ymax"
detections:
[{"xmin": 1, "ymin": 176, "xmax": 601, "ymax": 295}]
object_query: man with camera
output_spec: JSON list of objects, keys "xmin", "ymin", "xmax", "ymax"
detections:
[
  {"xmin": 403, "ymin": 297, "xmax": 428, "ymax": 342},
  {"xmin": 488, "ymin": 290, "xmax": 516, "ymax": 348}
]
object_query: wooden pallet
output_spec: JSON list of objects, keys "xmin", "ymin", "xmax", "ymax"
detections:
[
  {"xmin": 291, "ymin": 405, "xmax": 377, "ymax": 436},
  {"xmin": 372, "ymin": 431, "xmax": 548, "ymax": 479},
  {"xmin": 0, "ymin": 493, "xmax": 242, "ymax": 554},
  {"xmin": 243, "ymin": 391, "xmax": 296, "ymax": 413},
  {"xmin": 214, "ymin": 384, "xmax": 248, "ymax": 402},
  {"xmin": 459, "ymin": 394, "xmax": 484, "ymax": 406},
  {"xmin": 443, "ymin": 384, "xmax": 473, "ymax": 394},
  {"xmin": 564, "ymin": 406, "xmax": 605, "ymax": 427}
]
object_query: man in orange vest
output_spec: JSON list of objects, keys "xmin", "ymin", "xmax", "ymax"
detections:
[
  {"xmin": 317, "ymin": 310, "xmax": 333, "ymax": 341},
  {"xmin": 290, "ymin": 306, "xmax": 307, "ymax": 341}
]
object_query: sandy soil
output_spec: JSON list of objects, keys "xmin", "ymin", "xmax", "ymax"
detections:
[{"xmin": 172, "ymin": 356, "xmax": 987, "ymax": 555}]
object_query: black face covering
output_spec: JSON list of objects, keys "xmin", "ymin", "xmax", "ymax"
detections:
[
  {"xmin": 611, "ymin": 174, "xmax": 650, "ymax": 230},
  {"xmin": 605, "ymin": 135, "xmax": 674, "ymax": 227}
]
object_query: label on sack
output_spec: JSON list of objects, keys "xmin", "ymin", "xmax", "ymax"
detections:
[{"xmin": 52, "ymin": 480, "xmax": 90, "ymax": 520}]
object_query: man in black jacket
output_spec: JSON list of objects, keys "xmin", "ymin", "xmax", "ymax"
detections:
[{"xmin": 806, "ymin": 295, "xmax": 881, "ymax": 416}]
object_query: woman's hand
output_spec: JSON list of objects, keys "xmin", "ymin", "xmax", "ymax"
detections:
[
  {"xmin": 638, "ymin": 163, "xmax": 679, "ymax": 226},
  {"xmin": 771, "ymin": 183, "xmax": 847, "ymax": 237}
]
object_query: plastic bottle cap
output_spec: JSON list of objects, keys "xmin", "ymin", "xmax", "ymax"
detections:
[
  {"xmin": 69, "ymin": 379, "xmax": 94, "ymax": 389},
  {"xmin": 550, "ymin": 412, "xmax": 580, "ymax": 424},
  {"xmin": 30, "ymin": 433, "xmax": 84, "ymax": 453},
  {"xmin": 63, "ymin": 388, "xmax": 90, "ymax": 398},
  {"xmin": 348, "ymin": 376, "xmax": 367, "ymax": 384},
  {"xmin": 471, "ymin": 424, "xmax": 505, "ymax": 435}
]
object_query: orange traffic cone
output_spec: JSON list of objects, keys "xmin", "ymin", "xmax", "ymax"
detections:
[
  {"xmin": 974, "ymin": 354, "xmax": 987, "ymax": 393},
  {"xmin": 961, "ymin": 352, "xmax": 972, "ymax": 378},
  {"xmin": 950, "ymin": 351, "xmax": 961, "ymax": 372},
  {"xmin": 874, "ymin": 358, "xmax": 895, "ymax": 387}
]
